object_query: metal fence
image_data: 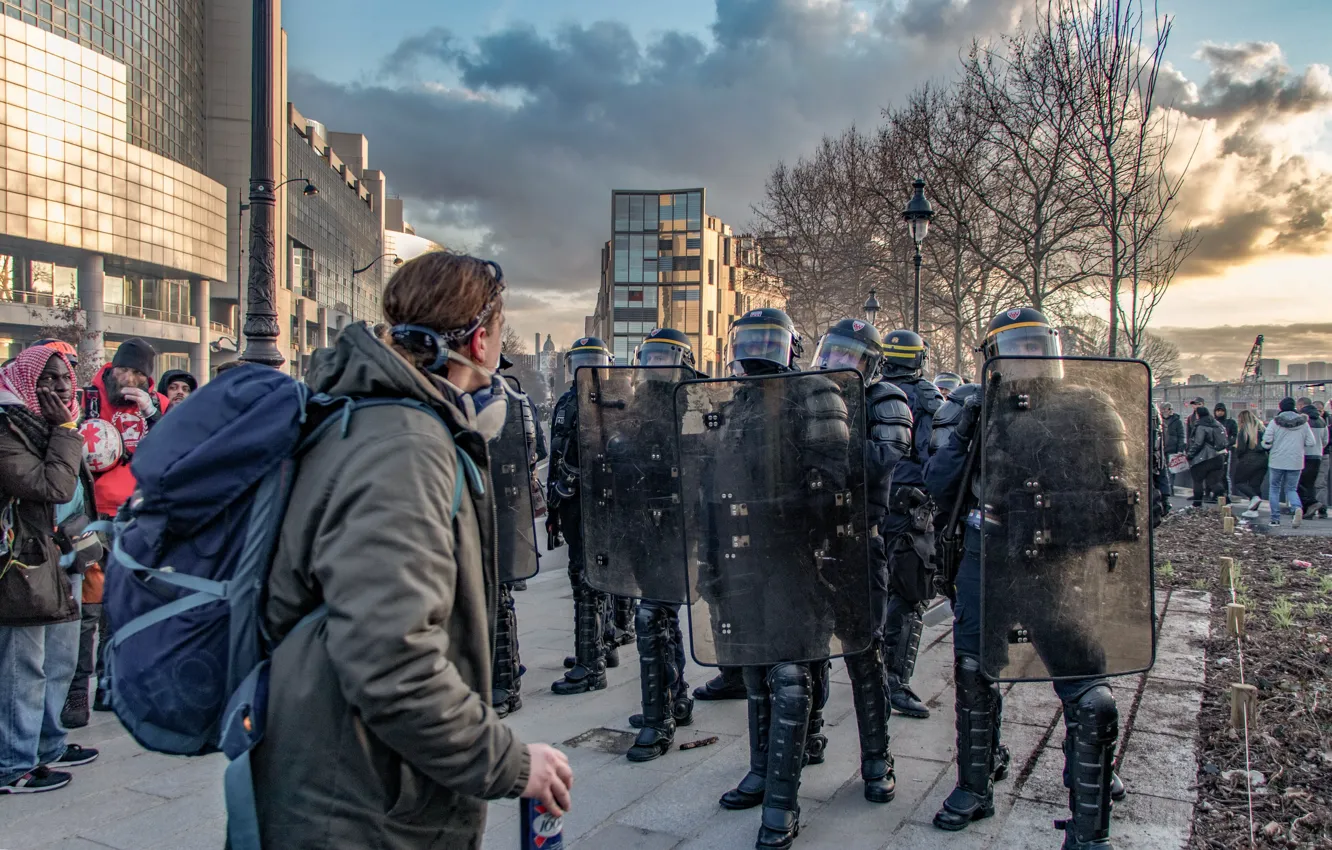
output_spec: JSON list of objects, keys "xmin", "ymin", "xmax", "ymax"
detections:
[{"xmin": 1155, "ymin": 381, "xmax": 1331, "ymax": 419}]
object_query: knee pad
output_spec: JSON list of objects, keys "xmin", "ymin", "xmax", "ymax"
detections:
[
  {"xmin": 635, "ymin": 603, "xmax": 665, "ymax": 635},
  {"xmin": 1073, "ymin": 685, "xmax": 1118, "ymax": 741},
  {"xmin": 767, "ymin": 663, "xmax": 812, "ymax": 704}
]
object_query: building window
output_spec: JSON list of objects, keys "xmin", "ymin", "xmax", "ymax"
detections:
[
  {"xmin": 291, "ymin": 242, "xmax": 315, "ymax": 299},
  {"xmin": 708, "ymin": 259, "xmax": 714, "ymax": 286},
  {"xmin": 707, "ymin": 310, "xmax": 714, "ymax": 337}
]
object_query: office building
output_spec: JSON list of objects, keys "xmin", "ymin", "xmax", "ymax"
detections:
[
  {"xmin": 1186, "ymin": 373, "xmax": 1210, "ymax": 385},
  {"xmin": 590, "ymin": 188, "xmax": 785, "ymax": 376},
  {"xmin": 1287, "ymin": 363, "xmax": 1308, "ymax": 381},
  {"xmin": 1308, "ymin": 361, "xmax": 1329, "ymax": 381},
  {"xmin": 0, "ymin": 10, "xmax": 226, "ymax": 378},
  {"xmin": 1259, "ymin": 358, "xmax": 1280, "ymax": 379}
]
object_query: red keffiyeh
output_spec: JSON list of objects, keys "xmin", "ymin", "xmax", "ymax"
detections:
[{"xmin": 0, "ymin": 346, "xmax": 78, "ymax": 418}]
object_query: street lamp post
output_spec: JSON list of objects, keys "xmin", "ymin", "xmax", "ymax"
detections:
[
  {"xmin": 863, "ymin": 287, "xmax": 879, "ymax": 329},
  {"xmin": 236, "ymin": 180, "xmax": 314, "ymax": 337},
  {"xmin": 350, "ymin": 253, "xmax": 402, "ymax": 322},
  {"xmin": 901, "ymin": 178, "xmax": 934, "ymax": 334}
]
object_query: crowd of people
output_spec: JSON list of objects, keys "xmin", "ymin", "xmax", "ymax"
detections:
[
  {"xmin": 1, "ymin": 250, "xmax": 1162, "ymax": 850},
  {"xmin": 1160, "ymin": 394, "xmax": 1330, "ymax": 526}
]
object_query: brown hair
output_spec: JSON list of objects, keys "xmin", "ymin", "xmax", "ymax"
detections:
[{"xmin": 382, "ymin": 252, "xmax": 505, "ymax": 369}]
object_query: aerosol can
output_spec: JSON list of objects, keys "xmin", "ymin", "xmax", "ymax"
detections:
[{"xmin": 520, "ymin": 798, "xmax": 564, "ymax": 849}]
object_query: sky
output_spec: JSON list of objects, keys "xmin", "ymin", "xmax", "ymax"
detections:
[{"xmin": 282, "ymin": 0, "xmax": 1332, "ymax": 379}]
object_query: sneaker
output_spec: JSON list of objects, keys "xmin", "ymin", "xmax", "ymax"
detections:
[
  {"xmin": 1, "ymin": 766, "xmax": 72, "ymax": 794},
  {"xmin": 1270, "ymin": 518, "xmax": 1281, "ymax": 527},
  {"xmin": 1293, "ymin": 508, "xmax": 1303, "ymax": 529},
  {"xmin": 48, "ymin": 744, "xmax": 99, "ymax": 768},
  {"xmin": 1242, "ymin": 510, "xmax": 1260, "ymax": 519},
  {"xmin": 93, "ymin": 688, "xmax": 112, "ymax": 712},
  {"xmin": 1304, "ymin": 501, "xmax": 1323, "ymax": 517},
  {"xmin": 1248, "ymin": 496, "xmax": 1262, "ymax": 512}
]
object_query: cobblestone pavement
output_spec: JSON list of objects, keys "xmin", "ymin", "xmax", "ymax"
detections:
[{"xmin": 0, "ymin": 536, "xmax": 1210, "ymax": 850}]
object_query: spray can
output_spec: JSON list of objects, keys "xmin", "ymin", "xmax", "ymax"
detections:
[{"xmin": 519, "ymin": 798, "xmax": 564, "ymax": 849}]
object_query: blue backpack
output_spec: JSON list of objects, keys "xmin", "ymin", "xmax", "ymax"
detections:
[{"xmin": 96, "ymin": 363, "xmax": 479, "ymax": 850}]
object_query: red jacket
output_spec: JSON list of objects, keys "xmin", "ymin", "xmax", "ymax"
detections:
[{"xmin": 86, "ymin": 365, "xmax": 169, "ymax": 517}]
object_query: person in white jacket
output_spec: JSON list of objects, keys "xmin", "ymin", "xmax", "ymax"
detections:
[{"xmin": 1262, "ymin": 397, "xmax": 1318, "ymax": 527}]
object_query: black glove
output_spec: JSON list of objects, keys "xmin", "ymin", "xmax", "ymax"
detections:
[{"xmin": 955, "ymin": 394, "xmax": 982, "ymax": 444}]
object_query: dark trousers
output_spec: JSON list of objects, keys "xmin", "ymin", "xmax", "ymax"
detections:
[
  {"xmin": 1298, "ymin": 457, "xmax": 1322, "ymax": 510},
  {"xmin": 76, "ymin": 603, "xmax": 102, "ymax": 683},
  {"xmin": 1190, "ymin": 457, "xmax": 1225, "ymax": 505}
]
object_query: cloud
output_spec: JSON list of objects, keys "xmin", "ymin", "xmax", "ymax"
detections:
[
  {"xmin": 289, "ymin": 0, "xmax": 1023, "ymax": 345},
  {"xmin": 1165, "ymin": 43, "xmax": 1332, "ymax": 278},
  {"xmin": 1154, "ymin": 323, "xmax": 1332, "ymax": 380}
]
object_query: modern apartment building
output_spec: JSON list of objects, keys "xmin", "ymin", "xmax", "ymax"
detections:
[{"xmin": 589, "ymin": 188, "xmax": 784, "ymax": 376}]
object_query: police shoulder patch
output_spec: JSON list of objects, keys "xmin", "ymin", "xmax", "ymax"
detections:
[{"xmin": 1006, "ymin": 309, "xmax": 1021, "ymax": 320}]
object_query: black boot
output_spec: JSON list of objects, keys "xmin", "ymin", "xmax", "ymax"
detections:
[
  {"xmin": 803, "ymin": 660, "xmax": 829, "ymax": 766},
  {"xmin": 1060, "ymin": 702, "xmax": 1126, "ymax": 801},
  {"xmin": 1057, "ymin": 685, "xmax": 1119, "ymax": 849},
  {"xmin": 492, "ymin": 585, "xmax": 522, "ymax": 717},
  {"xmin": 61, "ymin": 679, "xmax": 90, "ymax": 729},
  {"xmin": 847, "ymin": 649, "xmax": 896, "ymax": 803},
  {"xmin": 695, "ymin": 666, "xmax": 747, "ymax": 700},
  {"xmin": 884, "ymin": 600, "xmax": 929, "ymax": 718},
  {"xmin": 614, "ymin": 596, "xmax": 637, "ymax": 645},
  {"xmin": 757, "ymin": 663, "xmax": 811, "ymax": 849},
  {"xmin": 720, "ymin": 668, "xmax": 770, "ymax": 810},
  {"xmin": 552, "ymin": 589, "xmax": 608, "ymax": 695},
  {"xmin": 934, "ymin": 657, "xmax": 999, "ymax": 831},
  {"xmin": 628, "ymin": 605, "xmax": 675, "ymax": 762}
]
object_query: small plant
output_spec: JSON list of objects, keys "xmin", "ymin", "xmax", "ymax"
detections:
[
  {"xmin": 1270, "ymin": 565, "xmax": 1287, "ymax": 587},
  {"xmin": 1192, "ymin": 578, "xmax": 1209, "ymax": 590},
  {"xmin": 1299, "ymin": 602, "xmax": 1328, "ymax": 620},
  {"xmin": 1159, "ymin": 561, "xmax": 1175, "ymax": 581},
  {"xmin": 1271, "ymin": 597, "xmax": 1295, "ymax": 629},
  {"xmin": 1320, "ymin": 574, "xmax": 1332, "ymax": 595}
]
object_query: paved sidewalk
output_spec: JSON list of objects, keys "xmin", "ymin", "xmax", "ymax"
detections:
[{"xmin": 0, "ymin": 537, "xmax": 1210, "ymax": 850}]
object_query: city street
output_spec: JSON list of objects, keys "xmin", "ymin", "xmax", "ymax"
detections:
[{"xmin": 0, "ymin": 533, "xmax": 1210, "ymax": 850}]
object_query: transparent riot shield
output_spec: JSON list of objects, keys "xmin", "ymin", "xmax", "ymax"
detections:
[
  {"xmin": 490, "ymin": 376, "xmax": 539, "ymax": 583},
  {"xmin": 675, "ymin": 369, "xmax": 874, "ymax": 667},
  {"xmin": 978, "ymin": 356, "xmax": 1155, "ymax": 682},
  {"xmin": 576, "ymin": 366, "xmax": 690, "ymax": 604}
]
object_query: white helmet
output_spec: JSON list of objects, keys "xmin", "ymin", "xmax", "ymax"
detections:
[{"xmin": 80, "ymin": 418, "xmax": 124, "ymax": 474}]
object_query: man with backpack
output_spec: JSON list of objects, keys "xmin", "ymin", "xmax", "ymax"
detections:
[{"xmin": 1187, "ymin": 405, "xmax": 1229, "ymax": 508}]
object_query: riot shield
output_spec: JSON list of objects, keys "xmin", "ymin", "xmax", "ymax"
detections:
[
  {"xmin": 576, "ymin": 366, "xmax": 691, "ymax": 604},
  {"xmin": 490, "ymin": 376, "xmax": 539, "ymax": 583},
  {"xmin": 675, "ymin": 369, "xmax": 874, "ymax": 667},
  {"xmin": 978, "ymin": 356, "xmax": 1155, "ymax": 682}
]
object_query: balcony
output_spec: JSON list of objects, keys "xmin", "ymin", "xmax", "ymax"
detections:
[
  {"xmin": 104, "ymin": 303, "xmax": 198, "ymax": 326},
  {"xmin": 209, "ymin": 321, "xmax": 234, "ymax": 334},
  {"xmin": 2, "ymin": 290, "xmax": 64, "ymax": 308}
]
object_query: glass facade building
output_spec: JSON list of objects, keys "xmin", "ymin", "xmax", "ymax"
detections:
[
  {"xmin": 2, "ymin": 0, "xmax": 206, "ymax": 172},
  {"xmin": 285, "ymin": 122, "xmax": 382, "ymax": 320}
]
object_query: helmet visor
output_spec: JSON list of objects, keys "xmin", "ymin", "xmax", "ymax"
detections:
[
  {"xmin": 992, "ymin": 325, "xmax": 1062, "ymax": 358},
  {"xmin": 567, "ymin": 351, "xmax": 610, "ymax": 372},
  {"xmin": 728, "ymin": 324, "xmax": 792, "ymax": 372},
  {"xmin": 812, "ymin": 334, "xmax": 878, "ymax": 379},
  {"xmin": 637, "ymin": 340, "xmax": 686, "ymax": 368}
]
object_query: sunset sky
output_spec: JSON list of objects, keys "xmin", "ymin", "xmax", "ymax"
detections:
[{"xmin": 283, "ymin": 0, "xmax": 1332, "ymax": 379}]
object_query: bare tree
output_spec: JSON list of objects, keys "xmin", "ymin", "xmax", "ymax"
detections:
[
  {"xmin": 1059, "ymin": 312, "xmax": 1180, "ymax": 377},
  {"xmin": 500, "ymin": 324, "xmax": 528, "ymax": 355},
  {"xmin": 1049, "ymin": 0, "xmax": 1190, "ymax": 354}
]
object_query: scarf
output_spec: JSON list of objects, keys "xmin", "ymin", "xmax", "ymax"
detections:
[{"xmin": 0, "ymin": 346, "xmax": 78, "ymax": 419}]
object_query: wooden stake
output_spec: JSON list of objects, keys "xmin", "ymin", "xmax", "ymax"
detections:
[
  {"xmin": 1230, "ymin": 683, "xmax": 1258, "ymax": 730},
  {"xmin": 1220, "ymin": 556, "xmax": 1235, "ymax": 586},
  {"xmin": 1224, "ymin": 515, "xmax": 1236, "ymax": 533},
  {"xmin": 1218, "ymin": 496, "xmax": 1228, "ymax": 510},
  {"xmin": 1226, "ymin": 603, "xmax": 1246, "ymax": 637}
]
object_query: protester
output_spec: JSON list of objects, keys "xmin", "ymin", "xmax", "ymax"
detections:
[
  {"xmin": 1232, "ymin": 410, "xmax": 1269, "ymax": 518},
  {"xmin": 1296, "ymin": 397, "xmax": 1326, "ymax": 517},
  {"xmin": 1161, "ymin": 402, "xmax": 1185, "ymax": 494},
  {"xmin": 0, "ymin": 346, "xmax": 100, "ymax": 793},
  {"xmin": 158, "ymin": 369, "xmax": 197, "ymax": 409},
  {"xmin": 251, "ymin": 252, "xmax": 572, "ymax": 848},
  {"xmin": 1185, "ymin": 397, "xmax": 1205, "ymax": 443},
  {"xmin": 1186, "ymin": 405, "xmax": 1229, "ymax": 508},
  {"xmin": 1262, "ymin": 397, "xmax": 1317, "ymax": 527},
  {"xmin": 1213, "ymin": 403, "xmax": 1238, "ymax": 499}
]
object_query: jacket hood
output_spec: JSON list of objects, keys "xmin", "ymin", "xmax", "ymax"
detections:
[
  {"xmin": 91, "ymin": 363, "xmax": 167, "ymax": 413},
  {"xmin": 159, "ymin": 369, "xmax": 197, "ymax": 392},
  {"xmin": 1275, "ymin": 410, "xmax": 1308, "ymax": 429},
  {"xmin": 305, "ymin": 322, "xmax": 474, "ymax": 435}
]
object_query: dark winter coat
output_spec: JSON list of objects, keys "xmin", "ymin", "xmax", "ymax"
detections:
[
  {"xmin": 1187, "ymin": 412, "xmax": 1228, "ymax": 467},
  {"xmin": 1163, "ymin": 413, "xmax": 1185, "ymax": 455}
]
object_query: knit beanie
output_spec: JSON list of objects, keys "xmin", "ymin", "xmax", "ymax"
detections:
[
  {"xmin": 1279, "ymin": 397, "xmax": 1296, "ymax": 413},
  {"xmin": 112, "ymin": 338, "xmax": 156, "ymax": 378}
]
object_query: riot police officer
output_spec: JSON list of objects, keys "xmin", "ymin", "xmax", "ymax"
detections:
[
  {"xmin": 810, "ymin": 318, "xmax": 913, "ymax": 804},
  {"xmin": 548, "ymin": 337, "xmax": 621, "ymax": 695},
  {"xmin": 611, "ymin": 327, "xmax": 703, "ymax": 761},
  {"xmin": 933, "ymin": 372, "xmax": 963, "ymax": 399},
  {"xmin": 878, "ymin": 329, "xmax": 944, "ymax": 719},
  {"xmin": 926, "ymin": 308, "xmax": 1135, "ymax": 848},
  {"xmin": 697, "ymin": 308, "xmax": 872, "ymax": 849}
]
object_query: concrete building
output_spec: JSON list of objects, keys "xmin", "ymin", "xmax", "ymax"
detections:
[
  {"xmin": 0, "ymin": 10, "xmax": 227, "ymax": 380},
  {"xmin": 1287, "ymin": 363, "xmax": 1308, "ymax": 381},
  {"xmin": 1186, "ymin": 373, "xmax": 1210, "ymax": 385},
  {"xmin": 590, "ymin": 188, "xmax": 785, "ymax": 376},
  {"xmin": 1260, "ymin": 358, "xmax": 1280, "ymax": 379},
  {"xmin": 1308, "ymin": 361, "xmax": 1329, "ymax": 380}
]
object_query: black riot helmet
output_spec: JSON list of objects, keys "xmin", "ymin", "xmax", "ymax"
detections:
[
  {"xmin": 727, "ymin": 307, "xmax": 802, "ymax": 376},
  {"xmin": 982, "ymin": 307, "xmax": 1062, "ymax": 361},
  {"xmin": 880, "ymin": 329, "xmax": 928, "ymax": 379},
  {"xmin": 812, "ymin": 318, "xmax": 883, "ymax": 384},
  {"xmin": 933, "ymin": 372, "xmax": 963, "ymax": 397},
  {"xmin": 636, "ymin": 327, "xmax": 695, "ymax": 369},
  {"xmin": 565, "ymin": 336, "xmax": 612, "ymax": 373}
]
